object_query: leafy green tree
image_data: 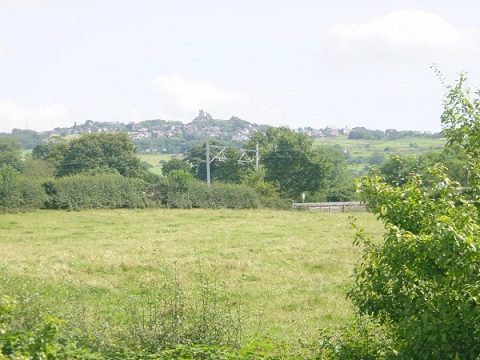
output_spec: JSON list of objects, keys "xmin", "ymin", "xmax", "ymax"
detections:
[
  {"xmin": 185, "ymin": 142, "xmax": 213, "ymax": 181},
  {"xmin": 10, "ymin": 129, "xmax": 45, "ymax": 149},
  {"xmin": 249, "ymin": 127, "xmax": 329, "ymax": 198},
  {"xmin": 419, "ymin": 145, "xmax": 468, "ymax": 185},
  {"xmin": 0, "ymin": 165, "xmax": 22, "ymax": 208},
  {"xmin": 213, "ymin": 147, "xmax": 249, "ymax": 183},
  {"xmin": 379, "ymin": 155, "xmax": 418, "ymax": 186},
  {"xmin": 349, "ymin": 75, "xmax": 480, "ymax": 358},
  {"xmin": 34, "ymin": 133, "xmax": 143, "ymax": 177},
  {"xmin": 348, "ymin": 127, "xmax": 384, "ymax": 140},
  {"xmin": 185, "ymin": 142, "xmax": 246, "ymax": 183},
  {"xmin": 161, "ymin": 158, "xmax": 192, "ymax": 177},
  {"xmin": 60, "ymin": 133, "xmax": 142, "ymax": 177},
  {"xmin": 32, "ymin": 138, "xmax": 68, "ymax": 175},
  {"xmin": 379, "ymin": 147, "xmax": 468, "ymax": 187},
  {"xmin": 316, "ymin": 146, "xmax": 355, "ymax": 201},
  {"xmin": 0, "ymin": 136, "xmax": 22, "ymax": 171},
  {"xmin": 240, "ymin": 166, "xmax": 278, "ymax": 197},
  {"xmin": 22, "ymin": 157, "xmax": 56, "ymax": 178}
]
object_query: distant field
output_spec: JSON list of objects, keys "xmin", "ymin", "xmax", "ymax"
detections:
[
  {"xmin": 315, "ymin": 136, "xmax": 446, "ymax": 153},
  {"xmin": 315, "ymin": 135, "xmax": 445, "ymax": 173},
  {"xmin": 314, "ymin": 135, "xmax": 445, "ymax": 156},
  {"xmin": 0, "ymin": 209, "xmax": 383, "ymax": 341},
  {"xmin": 138, "ymin": 153, "xmax": 178, "ymax": 175}
]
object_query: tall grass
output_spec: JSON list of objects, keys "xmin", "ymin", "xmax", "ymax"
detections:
[{"xmin": 0, "ymin": 209, "xmax": 384, "ymax": 347}]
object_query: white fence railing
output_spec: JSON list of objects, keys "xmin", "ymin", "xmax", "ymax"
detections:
[{"xmin": 292, "ymin": 202, "xmax": 366, "ymax": 212}]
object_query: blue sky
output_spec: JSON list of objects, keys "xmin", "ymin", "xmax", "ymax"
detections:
[{"xmin": 0, "ymin": 0, "xmax": 479, "ymax": 132}]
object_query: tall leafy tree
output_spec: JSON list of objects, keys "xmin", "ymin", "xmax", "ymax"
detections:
[
  {"xmin": 379, "ymin": 146, "xmax": 468, "ymax": 187},
  {"xmin": 249, "ymin": 127, "xmax": 328, "ymax": 198},
  {"xmin": 10, "ymin": 129, "xmax": 45, "ymax": 149},
  {"xmin": 34, "ymin": 133, "xmax": 143, "ymax": 177},
  {"xmin": 350, "ymin": 75, "xmax": 480, "ymax": 358},
  {"xmin": 61, "ymin": 133, "xmax": 142, "ymax": 177},
  {"xmin": 32, "ymin": 137, "xmax": 68, "ymax": 175},
  {"xmin": 185, "ymin": 141, "xmax": 246, "ymax": 183},
  {"xmin": 161, "ymin": 158, "xmax": 192, "ymax": 177},
  {"xmin": 0, "ymin": 136, "xmax": 23, "ymax": 171},
  {"xmin": 316, "ymin": 145, "xmax": 355, "ymax": 201}
]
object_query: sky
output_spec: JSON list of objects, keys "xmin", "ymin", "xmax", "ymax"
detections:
[{"xmin": 0, "ymin": 0, "xmax": 479, "ymax": 133}]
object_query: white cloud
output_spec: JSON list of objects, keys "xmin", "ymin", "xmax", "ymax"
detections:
[
  {"xmin": 0, "ymin": 101, "xmax": 73, "ymax": 132},
  {"xmin": 151, "ymin": 75, "xmax": 250, "ymax": 121},
  {"xmin": 325, "ymin": 9, "xmax": 480, "ymax": 64}
]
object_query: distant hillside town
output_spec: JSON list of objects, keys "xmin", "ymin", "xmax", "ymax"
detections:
[{"xmin": 1, "ymin": 110, "xmax": 442, "ymax": 153}]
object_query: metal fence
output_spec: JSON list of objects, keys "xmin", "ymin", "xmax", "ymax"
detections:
[{"xmin": 292, "ymin": 202, "xmax": 367, "ymax": 212}]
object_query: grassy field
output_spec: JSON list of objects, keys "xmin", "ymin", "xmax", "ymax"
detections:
[
  {"xmin": 138, "ymin": 153, "xmax": 177, "ymax": 175},
  {"xmin": 0, "ymin": 209, "xmax": 383, "ymax": 342},
  {"xmin": 137, "ymin": 137, "xmax": 446, "ymax": 176},
  {"xmin": 314, "ymin": 135, "xmax": 445, "ymax": 157},
  {"xmin": 315, "ymin": 135, "xmax": 445, "ymax": 174}
]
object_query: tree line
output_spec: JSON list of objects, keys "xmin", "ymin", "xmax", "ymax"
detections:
[
  {"xmin": 0, "ymin": 127, "xmax": 358, "ymax": 210},
  {"xmin": 0, "ymin": 120, "xmax": 471, "ymax": 212}
]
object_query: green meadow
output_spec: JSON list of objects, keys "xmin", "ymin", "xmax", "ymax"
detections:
[
  {"xmin": 314, "ymin": 135, "xmax": 445, "ymax": 157},
  {"xmin": 138, "ymin": 153, "xmax": 180, "ymax": 175},
  {"xmin": 314, "ymin": 135, "xmax": 445, "ymax": 173},
  {"xmin": 136, "ymin": 137, "xmax": 446, "ymax": 176},
  {"xmin": 0, "ymin": 209, "xmax": 383, "ymax": 342}
]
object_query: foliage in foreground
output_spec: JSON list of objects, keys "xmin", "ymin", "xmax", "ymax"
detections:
[
  {"xmin": 333, "ymin": 75, "xmax": 480, "ymax": 359},
  {"xmin": 0, "ymin": 270, "xmax": 316, "ymax": 359},
  {"xmin": 317, "ymin": 316, "xmax": 397, "ymax": 359}
]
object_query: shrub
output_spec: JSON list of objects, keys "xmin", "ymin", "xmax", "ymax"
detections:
[
  {"xmin": 124, "ymin": 269, "xmax": 242, "ymax": 353},
  {"xmin": 45, "ymin": 173, "xmax": 150, "ymax": 210},
  {"xmin": 0, "ymin": 166, "xmax": 22, "ymax": 209},
  {"xmin": 0, "ymin": 269, "xmax": 248, "ymax": 359},
  {"xmin": 0, "ymin": 166, "xmax": 47, "ymax": 210},
  {"xmin": 317, "ymin": 316, "xmax": 397, "ymax": 359},
  {"xmin": 148, "ymin": 176, "xmax": 261, "ymax": 209},
  {"xmin": 161, "ymin": 158, "xmax": 192, "ymax": 176},
  {"xmin": 347, "ymin": 75, "xmax": 480, "ymax": 358},
  {"xmin": 0, "ymin": 296, "xmax": 100, "ymax": 359}
]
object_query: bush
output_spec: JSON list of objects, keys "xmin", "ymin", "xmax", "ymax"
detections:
[
  {"xmin": 0, "ymin": 296, "xmax": 101, "ymax": 359},
  {"xmin": 0, "ymin": 166, "xmax": 47, "ymax": 210},
  {"xmin": 353, "ymin": 165, "xmax": 480, "ymax": 358},
  {"xmin": 346, "ymin": 75, "xmax": 480, "ymax": 358},
  {"xmin": 124, "ymin": 269, "xmax": 242, "ymax": 352},
  {"xmin": 1, "ymin": 269, "xmax": 248, "ymax": 359},
  {"xmin": 45, "ymin": 173, "xmax": 150, "ymax": 210},
  {"xmin": 149, "ymin": 176, "xmax": 261, "ymax": 209},
  {"xmin": 318, "ymin": 316, "xmax": 397, "ymax": 359}
]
